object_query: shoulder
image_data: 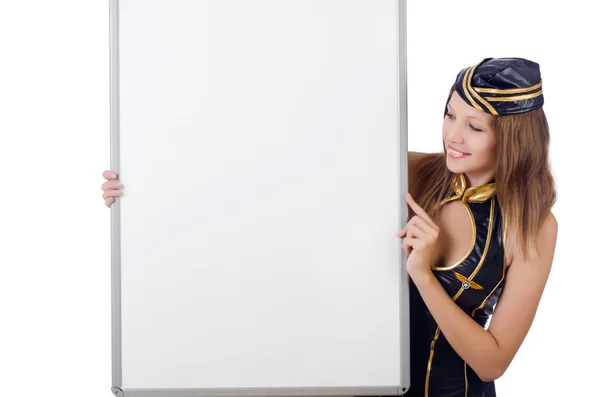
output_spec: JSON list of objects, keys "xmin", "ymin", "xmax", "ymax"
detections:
[
  {"xmin": 530, "ymin": 210, "xmax": 558, "ymax": 260},
  {"xmin": 545, "ymin": 210, "xmax": 558, "ymax": 232},
  {"xmin": 537, "ymin": 210, "xmax": 558, "ymax": 261},
  {"xmin": 507, "ymin": 210, "xmax": 558, "ymax": 268},
  {"xmin": 541, "ymin": 211, "xmax": 558, "ymax": 241}
]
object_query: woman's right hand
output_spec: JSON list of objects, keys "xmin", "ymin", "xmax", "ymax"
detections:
[{"xmin": 101, "ymin": 170, "xmax": 121, "ymax": 208}]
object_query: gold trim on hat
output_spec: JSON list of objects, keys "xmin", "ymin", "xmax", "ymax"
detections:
[
  {"xmin": 463, "ymin": 59, "xmax": 498, "ymax": 116},
  {"xmin": 467, "ymin": 60, "xmax": 498, "ymax": 116},
  {"xmin": 462, "ymin": 65, "xmax": 484, "ymax": 112},
  {"xmin": 474, "ymin": 80, "xmax": 542, "ymax": 94},
  {"xmin": 484, "ymin": 90, "xmax": 543, "ymax": 102}
]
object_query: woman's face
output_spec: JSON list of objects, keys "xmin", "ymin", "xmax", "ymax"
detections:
[{"xmin": 443, "ymin": 91, "xmax": 496, "ymax": 183}]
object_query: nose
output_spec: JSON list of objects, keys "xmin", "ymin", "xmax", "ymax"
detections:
[{"xmin": 445, "ymin": 121, "xmax": 464, "ymax": 144}]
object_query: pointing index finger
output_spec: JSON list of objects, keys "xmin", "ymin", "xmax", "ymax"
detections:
[{"xmin": 406, "ymin": 193, "xmax": 436, "ymax": 228}]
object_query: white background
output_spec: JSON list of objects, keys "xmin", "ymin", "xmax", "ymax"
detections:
[
  {"xmin": 0, "ymin": 1, "xmax": 597, "ymax": 396},
  {"xmin": 406, "ymin": 1, "xmax": 599, "ymax": 396}
]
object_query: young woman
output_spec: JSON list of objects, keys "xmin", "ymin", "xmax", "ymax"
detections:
[
  {"xmin": 395, "ymin": 57, "xmax": 557, "ymax": 396},
  {"xmin": 101, "ymin": 57, "xmax": 558, "ymax": 397}
]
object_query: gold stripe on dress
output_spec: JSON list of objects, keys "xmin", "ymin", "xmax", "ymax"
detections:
[
  {"xmin": 424, "ymin": 326, "xmax": 441, "ymax": 397},
  {"xmin": 425, "ymin": 175, "xmax": 497, "ymax": 396},
  {"xmin": 452, "ymin": 199, "xmax": 495, "ymax": 301},
  {"xmin": 431, "ymin": 201, "xmax": 476, "ymax": 271},
  {"xmin": 471, "ymin": 261, "xmax": 506, "ymax": 317},
  {"xmin": 464, "ymin": 206, "xmax": 505, "ymax": 394},
  {"xmin": 464, "ymin": 362, "xmax": 469, "ymax": 397},
  {"xmin": 431, "ymin": 174, "xmax": 495, "ymax": 271},
  {"xmin": 425, "ymin": 200, "xmax": 495, "ymax": 397},
  {"xmin": 464, "ymin": 254, "xmax": 507, "ymax": 393},
  {"xmin": 425, "ymin": 200, "xmax": 495, "ymax": 396},
  {"xmin": 432, "ymin": 195, "xmax": 458, "ymax": 213}
]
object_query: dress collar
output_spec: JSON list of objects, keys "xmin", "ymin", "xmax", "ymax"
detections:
[{"xmin": 450, "ymin": 173, "xmax": 496, "ymax": 203}]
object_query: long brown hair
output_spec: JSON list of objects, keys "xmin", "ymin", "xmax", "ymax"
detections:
[{"xmin": 411, "ymin": 87, "xmax": 556, "ymax": 262}]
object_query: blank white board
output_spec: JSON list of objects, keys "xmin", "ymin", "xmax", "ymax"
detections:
[{"xmin": 109, "ymin": 1, "xmax": 410, "ymax": 396}]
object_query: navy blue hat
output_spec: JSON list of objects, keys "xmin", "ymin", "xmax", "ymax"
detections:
[{"xmin": 454, "ymin": 58, "xmax": 544, "ymax": 115}]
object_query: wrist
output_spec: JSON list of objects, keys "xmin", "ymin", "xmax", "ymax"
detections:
[{"xmin": 409, "ymin": 268, "xmax": 434, "ymax": 286}]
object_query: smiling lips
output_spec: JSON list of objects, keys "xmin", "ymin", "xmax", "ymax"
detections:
[{"xmin": 447, "ymin": 146, "xmax": 470, "ymax": 159}]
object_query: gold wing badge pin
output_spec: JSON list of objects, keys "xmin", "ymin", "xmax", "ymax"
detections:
[{"xmin": 453, "ymin": 271, "xmax": 484, "ymax": 290}]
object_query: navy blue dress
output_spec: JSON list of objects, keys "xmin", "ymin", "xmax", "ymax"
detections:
[{"xmin": 406, "ymin": 173, "xmax": 506, "ymax": 397}]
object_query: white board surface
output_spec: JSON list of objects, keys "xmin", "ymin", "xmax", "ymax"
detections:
[{"xmin": 110, "ymin": 1, "xmax": 409, "ymax": 396}]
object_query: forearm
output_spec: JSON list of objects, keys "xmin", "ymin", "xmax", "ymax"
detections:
[{"xmin": 411, "ymin": 271, "xmax": 504, "ymax": 381}]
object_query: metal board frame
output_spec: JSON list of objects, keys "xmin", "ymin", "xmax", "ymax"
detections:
[{"xmin": 109, "ymin": 0, "xmax": 410, "ymax": 395}]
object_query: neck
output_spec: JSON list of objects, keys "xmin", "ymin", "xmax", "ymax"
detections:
[{"xmin": 463, "ymin": 170, "xmax": 495, "ymax": 188}]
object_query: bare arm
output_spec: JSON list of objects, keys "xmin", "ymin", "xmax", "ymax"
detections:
[{"xmin": 410, "ymin": 212, "xmax": 558, "ymax": 381}]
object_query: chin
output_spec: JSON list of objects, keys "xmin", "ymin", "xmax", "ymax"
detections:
[{"xmin": 445, "ymin": 156, "xmax": 471, "ymax": 174}]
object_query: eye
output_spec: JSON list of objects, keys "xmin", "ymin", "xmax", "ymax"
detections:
[
  {"xmin": 469, "ymin": 124, "xmax": 482, "ymax": 132},
  {"xmin": 445, "ymin": 112, "xmax": 455, "ymax": 120}
]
